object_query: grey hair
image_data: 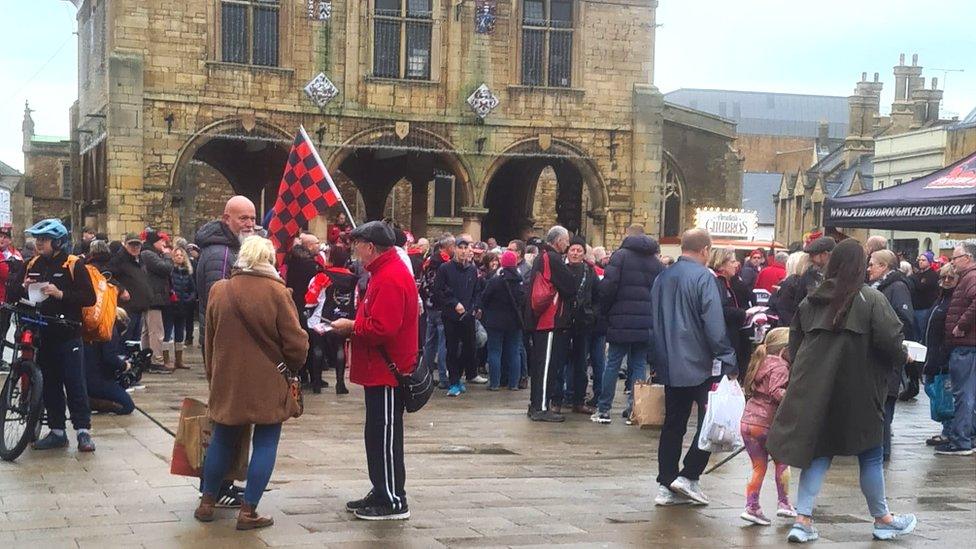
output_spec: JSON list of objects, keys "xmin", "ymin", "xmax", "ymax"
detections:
[
  {"xmin": 960, "ymin": 242, "xmax": 976, "ymax": 259},
  {"xmin": 775, "ymin": 251, "xmax": 789, "ymax": 264},
  {"xmin": 546, "ymin": 225, "xmax": 569, "ymax": 245}
]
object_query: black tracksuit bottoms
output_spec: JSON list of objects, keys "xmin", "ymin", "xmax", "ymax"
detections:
[
  {"xmin": 364, "ymin": 385, "xmax": 407, "ymax": 510},
  {"xmin": 529, "ymin": 329, "xmax": 569, "ymax": 412}
]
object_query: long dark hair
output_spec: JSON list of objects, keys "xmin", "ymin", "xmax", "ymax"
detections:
[{"xmin": 823, "ymin": 238, "xmax": 866, "ymax": 329}]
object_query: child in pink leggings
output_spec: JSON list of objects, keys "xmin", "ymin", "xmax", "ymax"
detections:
[{"xmin": 740, "ymin": 327, "xmax": 794, "ymax": 525}]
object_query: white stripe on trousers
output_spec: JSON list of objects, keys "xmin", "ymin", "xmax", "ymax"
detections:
[
  {"xmin": 541, "ymin": 331, "xmax": 553, "ymax": 412},
  {"xmin": 383, "ymin": 386, "xmax": 401, "ymax": 509}
]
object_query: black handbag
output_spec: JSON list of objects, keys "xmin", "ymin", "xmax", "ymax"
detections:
[{"xmin": 378, "ymin": 346, "xmax": 433, "ymax": 413}]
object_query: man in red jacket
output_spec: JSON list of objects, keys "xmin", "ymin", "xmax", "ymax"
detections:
[
  {"xmin": 754, "ymin": 251, "xmax": 788, "ymax": 294},
  {"xmin": 331, "ymin": 221, "xmax": 419, "ymax": 520}
]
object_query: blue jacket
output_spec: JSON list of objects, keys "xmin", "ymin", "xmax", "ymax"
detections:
[
  {"xmin": 478, "ymin": 267, "xmax": 524, "ymax": 331},
  {"xmin": 194, "ymin": 221, "xmax": 240, "ymax": 318},
  {"xmin": 171, "ymin": 266, "xmax": 196, "ymax": 303},
  {"xmin": 651, "ymin": 256, "xmax": 737, "ymax": 387},
  {"xmin": 84, "ymin": 325, "xmax": 126, "ymax": 383},
  {"xmin": 599, "ymin": 235, "xmax": 663, "ymax": 343},
  {"xmin": 434, "ymin": 259, "xmax": 483, "ymax": 322}
]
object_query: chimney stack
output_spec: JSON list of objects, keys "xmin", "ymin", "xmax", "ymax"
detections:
[
  {"xmin": 891, "ymin": 53, "xmax": 923, "ymax": 132},
  {"xmin": 845, "ymin": 72, "xmax": 882, "ymax": 167},
  {"xmin": 910, "ymin": 75, "xmax": 943, "ymax": 127}
]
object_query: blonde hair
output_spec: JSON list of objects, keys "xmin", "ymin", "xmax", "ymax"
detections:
[
  {"xmin": 785, "ymin": 251, "xmax": 810, "ymax": 277},
  {"xmin": 899, "ymin": 260, "xmax": 912, "ymax": 277},
  {"xmin": 871, "ymin": 249, "xmax": 898, "ymax": 271},
  {"xmin": 707, "ymin": 247, "xmax": 736, "ymax": 272},
  {"xmin": 939, "ymin": 263, "xmax": 955, "ymax": 277},
  {"xmin": 743, "ymin": 327, "xmax": 790, "ymax": 398},
  {"xmin": 235, "ymin": 236, "xmax": 276, "ymax": 270},
  {"xmin": 115, "ymin": 307, "xmax": 130, "ymax": 326},
  {"xmin": 173, "ymin": 245, "xmax": 193, "ymax": 275}
]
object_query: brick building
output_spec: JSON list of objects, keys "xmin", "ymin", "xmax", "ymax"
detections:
[{"xmin": 70, "ymin": 0, "xmax": 740, "ymax": 245}]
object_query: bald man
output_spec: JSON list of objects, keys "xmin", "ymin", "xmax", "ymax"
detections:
[{"xmin": 194, "ymin": 195, "xmax": 257, "ymax": 324}]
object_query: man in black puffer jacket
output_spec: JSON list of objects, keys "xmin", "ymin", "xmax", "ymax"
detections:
[{"xmin": 591, "ymin": 233, "xmax": 664, "ymax": 424}]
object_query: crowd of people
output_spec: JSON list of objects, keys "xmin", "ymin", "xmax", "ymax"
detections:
[{"xmin": 1, "ymin": 198, "xmax": 973, "ymax": 539}]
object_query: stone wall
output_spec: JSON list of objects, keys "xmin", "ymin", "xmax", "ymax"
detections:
[
  {"xmin": 78, "ymin": 1, "xmax": 674, "ymax": 246},
  {"xmin": 23, "ymin": 145, "xmax": 72, "ymax": 226},
  {"xmin": 737, "ymin": 134, "xmax": 817, "ymax": 173}
]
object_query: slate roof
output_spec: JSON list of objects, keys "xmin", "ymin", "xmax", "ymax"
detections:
[
  {"xmin": 663, "ymin": 88, "xmax": 849, "ymax": 138},
  {"xmin": 742, "ymin": 172, "xmax": 781, "ymax": 225},
  {"xmin": 0, "ymin": 160, "xmax": 22, "ymax": 177}
]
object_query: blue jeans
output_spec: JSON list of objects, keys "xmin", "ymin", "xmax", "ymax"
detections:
[
  {"xmin": 589, "ymin": 333, "xmax": 607, "ymax": 402},
  {"xmin": 796, "ymin": 446, "xmax": 889, "ymax": 518},
  {"xmin": 948, "ymin": 347, "xmax": 976, "ymax": 450},
  {"xmin": 86, "ymin": 375, "xmax": 134, "ymax": 415},
  {"xmin": 486, "ymin": 327, "xmax": 521, "ymax": 389},
  {"xmin": 37, "ymin": 337, "xmax": 91, "ymax": 431},
  {"xmin": 203, "ymin": 423, "xmax": 281, "ymax": 506},
  {"xmin": 913, "ymin": 308, "xmax": 931, "ymax": 342},
  {"xmin": 597, "ymin": 342, "xmax": 648, "ymax": 414},
  {"xmin": 422, "ymin": 311, "xmax": 448, "ymax": 384}
]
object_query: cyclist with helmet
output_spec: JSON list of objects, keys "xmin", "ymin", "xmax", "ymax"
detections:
[{"xmin": 10, "ymin": 219, "xmax": 97, "ymax": 452}]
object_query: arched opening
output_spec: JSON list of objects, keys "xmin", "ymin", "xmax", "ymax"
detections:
[
  {"xmin": 170, "ymin": 119, "xmax": 291, "ymax": 236},
  {"xmin": 660, "ymin": 153, "xmax": 685, "ymax": 238},
  {"xmin": 327, "ymin": 126, "xmax": 471, "ymax": 236},
  {"xmin": 482, "ymin": 139, "xmax": 605, "ymax": 245}
]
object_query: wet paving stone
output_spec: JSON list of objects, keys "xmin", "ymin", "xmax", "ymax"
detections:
[{"xmin": 2, "ymin": 346, "xmax": 974, "ymax": 547}]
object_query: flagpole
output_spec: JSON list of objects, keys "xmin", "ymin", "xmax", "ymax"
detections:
[{"xmin": 299, "ymin": 125, "xmax": 358, "ymax": 229}]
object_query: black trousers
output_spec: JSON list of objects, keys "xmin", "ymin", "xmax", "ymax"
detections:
[
  {"xmin": 324, "ymin": 333, "xmax": 347, "ymax": 385},
  {"xmin": 443, "ymin": 315, "xmax": 477, "ymax": 386},
  {"xmin": 364, "ymin": 385, "xmax": 406, "ymax": 510},
  {"xmin": 37, "ymin": 338, "xmax": 91, "ymax": 431},
  {"xmin": 530, "ymin": 329, "xmax": 569, "ymax": 412},
  {"xmin": 656, "ymin": 377, "xmax": 715, "ymax": 487}
]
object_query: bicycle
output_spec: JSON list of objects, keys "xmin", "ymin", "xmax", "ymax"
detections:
[{"xmin": 0, "ymin": 301, "xmax": 80, "ymax": 461}]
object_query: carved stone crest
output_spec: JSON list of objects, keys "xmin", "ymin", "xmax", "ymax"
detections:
[
  {"xmin": 466, "ymin": 84, "xmax": 499, "ymax": 119},
  {"xmin": 395, "ymin": 121, "xmax": 410, "ymax": 140}
]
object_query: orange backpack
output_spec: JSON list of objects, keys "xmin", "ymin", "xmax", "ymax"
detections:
[{"xmin": 26, "ymin": 255, "xmax": 118, "ymax": 342}]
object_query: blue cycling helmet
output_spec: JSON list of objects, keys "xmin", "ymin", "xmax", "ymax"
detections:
[{"xmin": 25, "ymin": 218, "xmax": 70, "ymax": 249}]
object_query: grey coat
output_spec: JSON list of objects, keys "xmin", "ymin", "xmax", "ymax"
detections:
[
  {"xmin": 768, "ymin": 281, "xmax": 907, "ymax": 469},
  {"xmin": 650, "ymin": 256, "xmax": 737, "ymax": 387},
  {"xmin": 140, "ymin": 249, "xmax": 174, "ymax": 309},
  {"xmin": 194, "ymin": 221, "xmax": 241, "ymax": 318}
]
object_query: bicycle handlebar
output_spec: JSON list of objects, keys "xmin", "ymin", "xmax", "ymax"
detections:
[{"xmin": 1, "ymin": 302, "xmax": 82, "ymax": 328}]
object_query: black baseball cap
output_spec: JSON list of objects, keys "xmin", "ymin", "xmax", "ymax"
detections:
[
  {"xmin": 349, "ymin": 221, "xmax": 395, "ymax": 246},
  {"xmin": 803, "ymin": 237, "xmax": 836, "ymax": 255}
]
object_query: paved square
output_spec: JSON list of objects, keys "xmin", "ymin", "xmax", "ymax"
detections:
[{"xmin": 1, "ymin": 348, "xmax": 973, "ymax": 547}]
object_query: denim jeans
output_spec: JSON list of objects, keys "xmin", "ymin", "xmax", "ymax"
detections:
[
  {"xmin": 486, "ymin": 327, "xmax": 521, "ymax": 389},
  {"xmin": 162, "ymin": 303, "xmax": 187, "ymax": 343},
  {"xmin": 554, "ymin": 326, "xmax": 592, "ymax": 406},
  {"xmin": 202, "ymin": 423, "xmax": 282, "ymax": 506},
  {"xmin": 37, "ymin": 337, "xmax": 91, "ymax": 431},
  {"xmin": 422, "ymin": 310, "xmax": 448, "ymax": 384},
  {"xmin": 588, "ymin": 333, "xmax": 607, "ymax": 402},
  {"xmin": 597, "ymin": 342, "xmax": 648, "ymax": 414},
  {"xmin": 123, "ymin": 310, "xmax": 143, "ymax": 343},
  {"xmin": 947, "ymin": 347, "xmax": 976, "ymax": 450},
  {"xmin": 913, "ymin": 308, "xmax": 931, "ymax": 342},
  {"xmin": 796, "ymin": 446, "xmax": 889, "ymax": 518},
  {"xmin": 86, "ymin": 374, "xmax": 135, "ymax": 415}
]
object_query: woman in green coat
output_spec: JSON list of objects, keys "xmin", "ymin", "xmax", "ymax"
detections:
[{"xmin": 767, "ymin": 239, "xmax": 916, "ymax": 543}]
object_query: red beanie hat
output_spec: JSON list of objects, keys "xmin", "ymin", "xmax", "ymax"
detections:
[{"xmin": 500, "ymin": 250, "xmax": 518, "ymax": 268}]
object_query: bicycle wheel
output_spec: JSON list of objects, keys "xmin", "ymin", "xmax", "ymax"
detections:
[{"xmin": 0, "ymin": 362, "xmax": 44, "ymax": 461}]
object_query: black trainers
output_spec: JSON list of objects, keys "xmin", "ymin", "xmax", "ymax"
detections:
[
  {"xmin": 529, "ymin": 410, "xmax": 565, "ymax": 423},
  {"xmin": 216, "ymin": 485, "xmax": 244, "ymax": 508},
  {"xmin": 33, "ymin": 431, "xmax": 68, "ymax": 450},
  {"xmin": 77, "ymin": 432, "xmax": 96, "ymax": 452},
  {"xmin": 346, "ymin": 490, "xmax": 376, "ymax": 513},
  {"xmin": 354, "ymin": 504, "xmax": 410, "ymax": 521}
]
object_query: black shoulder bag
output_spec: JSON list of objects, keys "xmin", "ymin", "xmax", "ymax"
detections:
[{"xmin": 378, "ymin": 346, "xmax": 433, "ymax": 413}]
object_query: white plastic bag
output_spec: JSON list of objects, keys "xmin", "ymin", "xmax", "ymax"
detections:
[{"xmin": 697, "ymin": 376, "xmax": 746, "ymax": 453}]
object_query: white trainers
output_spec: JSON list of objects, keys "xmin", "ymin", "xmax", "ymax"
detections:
[
  {"xmin": 669, "ymin": 476, "xmax": 709, "ymax": 505},
  {"xmin": 469, "ymin": 375, "xmax": 489, "ymax": 384},
  {"xmin": 654, "ymin": 485, "xmax": 691, "ymax": 506}
]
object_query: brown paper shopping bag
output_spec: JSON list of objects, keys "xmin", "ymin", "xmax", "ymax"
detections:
[
  {"xmin": 630, "ymin": 382, "xmax": 666, "ymax": 429},
  {"xmin": 170, "ymin": 397, "xmax": 250, "ymax": 481}
]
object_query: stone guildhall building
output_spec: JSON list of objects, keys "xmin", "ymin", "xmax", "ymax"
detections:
[{"xmin": 67, "ymin": 0, "xmax": 741, "ymax": 245}]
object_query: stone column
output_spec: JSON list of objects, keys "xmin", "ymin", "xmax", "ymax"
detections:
[
  {"xmin": 630, "ymin": 84, "xmax": 665, "ymax": 241},
  {"xmin": 410, "ymin": 179, "xmax": 428, "ymax": 237},
  {"xmin": 105, "ymin": 53, "xmax": 146, "ymax": 237},
  {"xmin": 587, "ymin": 208, "xmax": 608, "ymax": 247},
  {"xmin": 460, "ymin": 207, "xmax": 488, "ymax": 242}
]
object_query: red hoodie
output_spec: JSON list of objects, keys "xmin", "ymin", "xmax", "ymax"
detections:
[
  {"xmin": 754, "ymin": 260, "xmax": 786, "ymax": 293},
  {"xmin": 349, "ymin": 248, "xmax": 419, "ymax": 387}
]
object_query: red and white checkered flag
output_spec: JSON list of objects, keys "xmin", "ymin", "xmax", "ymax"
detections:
[{"xmin": 267, "ymin": 126, "xmax": 346, "ymax": 264}]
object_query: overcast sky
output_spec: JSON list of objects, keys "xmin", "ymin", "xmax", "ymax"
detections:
[{"xmin": 1, "ymin": 0, "xmax": 973, "ymax": 172}]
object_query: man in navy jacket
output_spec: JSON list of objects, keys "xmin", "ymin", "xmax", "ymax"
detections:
[{"xmin": 434, "ymin": 237, "xmax": 485, "ymax": 395}]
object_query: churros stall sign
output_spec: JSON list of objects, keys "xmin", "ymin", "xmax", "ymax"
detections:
[{"xmin": 694, "ymin": 208, "xmax": 758, "ymax": 239}]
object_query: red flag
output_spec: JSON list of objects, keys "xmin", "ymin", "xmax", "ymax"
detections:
[{"xmin": 267, "ymin": 126, "xmax": 343, "ymax": 264}]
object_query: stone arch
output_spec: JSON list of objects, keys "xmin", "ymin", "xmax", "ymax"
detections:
[
  {"xmin": 660, "ymin": 151, "xmax": 687, "ymax": 238},
  {"xmin": 481, "ymin": 137, "xmax": 609, "ymax": 244},
  {"xmin": 326, "ymin": 124, "xmax": 474, "ymax": 209},
  {"xmin": 169, "ymin": 117, "xmax": 293, "ymax": 235}
]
